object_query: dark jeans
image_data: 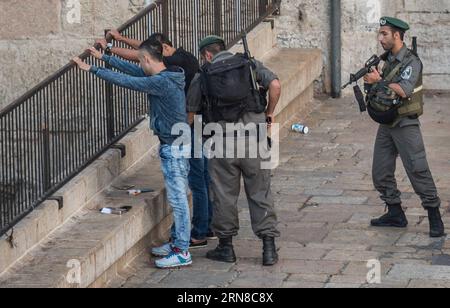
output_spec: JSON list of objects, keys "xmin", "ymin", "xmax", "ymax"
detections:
[
  {"xmin": 189, "ymin": 154, "xmax": 214, "ymax": 240},
  {"xmin": 188, "ymin": 127, "xmax": 214, "ymax": 240}
]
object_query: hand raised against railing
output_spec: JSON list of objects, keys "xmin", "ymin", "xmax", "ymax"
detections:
[
  {"xmin": 95, "ymin": 39, "xmax": 107, "ymax": 50},
  {"xmin": 88, "ymin": 47, "xmax": 103, "ymax": 60},
  {"xmin": 72, "ymin": 57, "xmax": 91, "ymax": 72},
  {"xmin": 108, "ymin": 29, "xmax": 123, "ymax": 41}
]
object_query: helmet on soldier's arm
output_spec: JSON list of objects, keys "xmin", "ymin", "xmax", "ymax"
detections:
[
  {"xmin": 373, "ymin": 85, "xmax": 400, "ymax": 106},
  {"xmin": 367, "ymin": 82, "xmax": 402, "ymax": 125}
]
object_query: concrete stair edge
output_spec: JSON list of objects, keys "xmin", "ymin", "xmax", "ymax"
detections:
[{"xmin": 0, "ymin": 120, "xmax": 160, "ymax": 276}]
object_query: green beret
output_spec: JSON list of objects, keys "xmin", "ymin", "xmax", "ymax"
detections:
[
  {"xmin": 380, "ymin": 17, "xmax": 410, "ymax": 31},
  {"xmin": 199, "ymin": 35, "xmax": 225, "ymax": 51}
]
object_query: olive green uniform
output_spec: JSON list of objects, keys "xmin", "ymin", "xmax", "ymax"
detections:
[
  {"xmin": 372, "ymin": 44, "xmax": 440, "ymax": 209},
  {"xmin": 187, "ymin": 51, "xmax": 280, "ymax": 239}
]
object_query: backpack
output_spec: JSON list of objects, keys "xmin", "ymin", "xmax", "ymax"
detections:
[{"xmin": 200, "ymin": 54, "xmax": 265, "ymax": 123}]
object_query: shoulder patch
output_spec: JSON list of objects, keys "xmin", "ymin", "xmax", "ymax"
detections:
[{"xmin": 401, "ymin": 66, "xmax": 413, "ymax": 80}]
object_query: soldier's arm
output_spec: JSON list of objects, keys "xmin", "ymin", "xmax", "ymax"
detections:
[
  {"xmin": 389, "ymin": 58, "xmax": 422, "ymax": 98},
  {"xmin": 254, "ymin": 60, "xmax": 278, "ymax": 89},
  {"xmin": 388, "ymin": 84, "xmax": 407, "ymax": 98},
  {"xmin": 266, "ymin": 79, "xmax": 282, "ymax": 118},
  {"xmin": 254, "ymin": 60, "xmax": 281, "ymax": 121}
]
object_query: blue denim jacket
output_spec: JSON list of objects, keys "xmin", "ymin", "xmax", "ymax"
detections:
[{"xmin": 90, "ymin": 55, "xmax": 187, "ymax": 145}]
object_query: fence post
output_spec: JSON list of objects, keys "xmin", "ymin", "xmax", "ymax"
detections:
[
  {"xmin": 162, "ymin": 0, "xmax": 170, "ymax": 37},
  {"xmin": 214, "ymin": 0, "xmax": 222, "ymax": 37},
  {"xmin": 273, "ymin": 0, "xmax": 281, "ymax": 15},
  {"xmin": 259, "ymin": 0, "xmax": 269, "ymax": 17},
  {"xmin": 42, "ymin": 122, "xmax": 51, "ymax": 192},
  {"xmin": 236, "ymin": 0, "xmax": 242, "ymax": 33},
  {"xmin": 104, "ymin": 29, "xmax": 115, "ymax": 141},
  {"xmin": 193, "ymin": 0, "xmax": 200, "ymax": 53}
]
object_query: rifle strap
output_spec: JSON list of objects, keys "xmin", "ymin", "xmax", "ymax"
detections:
[
  {"xmin": 353, "ymin": 85, "xmax": 367, "ymax": 112},
  {"xmin": 384, "ymin": 62, "xmax": 403, "ymax": 82}
]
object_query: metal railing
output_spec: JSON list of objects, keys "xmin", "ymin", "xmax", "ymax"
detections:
[{"xmin": 0, "ymin": 0, "xmax": 281, "ymax": 236}]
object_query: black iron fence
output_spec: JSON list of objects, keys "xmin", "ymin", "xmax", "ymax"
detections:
[{"xmin": 0, "ymin": 0, "xmax": 281, "ymax": 236}]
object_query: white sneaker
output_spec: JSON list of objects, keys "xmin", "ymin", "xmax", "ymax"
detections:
[
  {"xmin": 151, "ymin": 243, "xmax": 173, "ymax": 257},
  {"xmin": 155, "ymin": 250, "xmax": 192, "ymax": 269}
]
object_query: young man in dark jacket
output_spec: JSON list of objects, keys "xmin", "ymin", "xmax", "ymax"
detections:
[
  {"xmin": 97, "ymin": 31, "xmax": 199, "ymax": 94},
  {"xmin": 73, "ymin": 39, "xmax": 192, "ymax": 269}
]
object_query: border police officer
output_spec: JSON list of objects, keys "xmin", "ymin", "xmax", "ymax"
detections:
[
  {"xmin": 364, "ymin": 17, "xmax": 445, "ymax": 238},
  {"xmin": 187, "ymin": 36, "xmax": 282, "ymax": 266}
]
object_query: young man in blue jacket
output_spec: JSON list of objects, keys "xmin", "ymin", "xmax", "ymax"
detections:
[
  {"xmin": 97, "ymin": 31, "xmax": 215, "ymax": 247},
  {"xmin": 73, "ymin": 39, "xmax": 192, "ymax": 269}
]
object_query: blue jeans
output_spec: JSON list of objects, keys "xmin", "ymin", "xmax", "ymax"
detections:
[{"xmin": 159, "ymin": 144, "xmax": 190, "ymax": 252}]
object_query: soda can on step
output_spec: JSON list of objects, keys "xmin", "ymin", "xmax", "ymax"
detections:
[{"xmin": 291, "ymin": 123, "xmax": 309, "ymax": 134}]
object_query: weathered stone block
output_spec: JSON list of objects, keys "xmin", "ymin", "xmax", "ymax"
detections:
[{"xmin": 0, "ymin": 0, "xmax": 61, "ymax": 40}]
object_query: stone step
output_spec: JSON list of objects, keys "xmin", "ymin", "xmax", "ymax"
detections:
[
  {"xmin": 0, "ymin": 119, "xmax": 161, "ymax": 276},
  {"xmin": 229, "ymin": 19, "xmax": 278, "ymax": 60},
  {"xmin": 261, "ymin": 48, "xmax": 322, "ymax": 123},
  {"xmin": 0, "ymin": 153, "xmax": 178, "ymax": 288}
]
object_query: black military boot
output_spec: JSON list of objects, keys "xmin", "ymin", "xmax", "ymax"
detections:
[
  {"xmin": 206, "ymin": 237, "xmax": 237, "ymax": 263},
  {"xmin": 428, "ymin": 208, "xmax": 446, "ymax": 238},
  {"xmin": 262, "ymin": 237, "xmax": 279, "ymax": 266},
  {"xmin": 371, "ymin": 204, "xmax": 408, "ymax": 228}
]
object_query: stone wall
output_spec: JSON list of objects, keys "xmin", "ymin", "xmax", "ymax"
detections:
[
  {"xmin": 0, "ymin": 0, "xmax": 149, "ymax": 111},
  {"xmin": 277, "ymin": 0, "xmax": 450, "ymax": 94},
  {"xmin": 399, "ymin": 1, "xmax": 450, "ymax": 92},
  {"xmin": 1, "ymin": 0, "xmax": 449, "ymax": 110}
]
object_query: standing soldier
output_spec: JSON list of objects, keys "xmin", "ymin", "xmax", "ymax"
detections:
[
  {"xmin": 187, "ymin": 36, "xmax": 282, "ymax": 266},
  {"xmin": 364, "ymin": 17, "xmax": 445, "ymax": 238}
]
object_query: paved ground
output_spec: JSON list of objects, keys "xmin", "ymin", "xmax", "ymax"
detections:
[{"xmin": 109, "ymin": 93, "xmax": 450, "ymax": 288}]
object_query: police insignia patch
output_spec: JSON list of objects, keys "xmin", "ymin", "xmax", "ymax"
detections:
[{"xmin": 401, "ymin": 66, "xmax": 413, "ymax": 80}]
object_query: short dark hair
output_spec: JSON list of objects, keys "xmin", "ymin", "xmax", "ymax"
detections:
[
  {"xmin": 200, "ymin": 42, "xmax": 226, "ymax": 57},
  {"xmin": 388, "ymin": 26, "xmax": 405, "ymax": 41},
  {"xmin": 139, "ymin": 39, "xmax": 164, "ymax": 62},
  {"xmin": 148, "ymin": 33, "xmax": 173, "ymax": 47}
]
